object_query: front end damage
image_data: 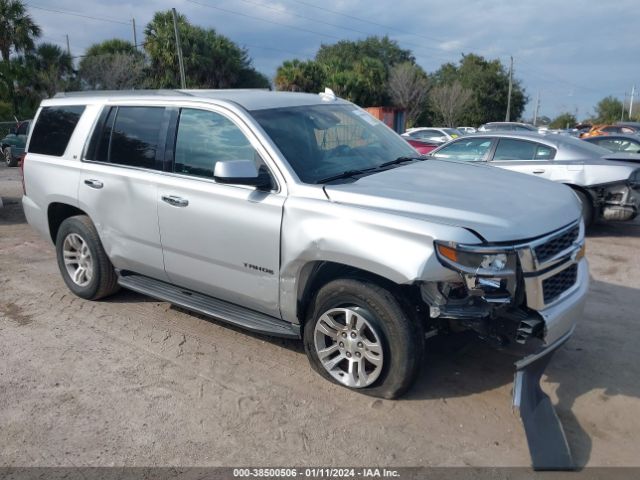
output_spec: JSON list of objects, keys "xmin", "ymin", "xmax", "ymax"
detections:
[{"xmin": 422, "ymin": 220, "xmax": 589, "ymax": 469}]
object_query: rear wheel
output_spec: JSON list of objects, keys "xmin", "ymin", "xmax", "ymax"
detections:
[
  {"xmin": 4, "ymin": 147, "xmax": 17, "ymax": 167},
  {"xmin": 55, "ymin": 215, "xmax": 120, "ymax": 300},
  {"xmin": 574, "ymin": 189, "xmax": 595, "ymax": 228},
  {"xmin": 303, "ymin": 278, "xmax": 423, "ymax": 399}
]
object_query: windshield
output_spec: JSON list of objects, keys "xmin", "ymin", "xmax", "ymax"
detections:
[{"xmin": 251, "ymin": 104, "xmax": 417, "ymax": 183}]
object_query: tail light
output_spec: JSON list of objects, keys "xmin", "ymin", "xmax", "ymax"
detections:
[{"xmin": 19, "ymin": 153, "xmax": 26, "ymax": 195}]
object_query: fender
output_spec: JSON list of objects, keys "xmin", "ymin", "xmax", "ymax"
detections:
[{"xmin": 278, "ymin": 196, "xmax": 479, "ymax": 324}]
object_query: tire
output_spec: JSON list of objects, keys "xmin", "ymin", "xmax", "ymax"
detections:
[
  {"xmin": 574, "ymin": 189, "xmax": 595, "ymax": 228},
  {"xmin": 4, "ymin": 147, "xmax": 17, "ymax": 167},
  {"xmin": 55, "ymin": 215, "xmax": 120, "ymax": 300},
  {"xmin": 303, "ymin": 278, "xmax": 424, "ymax": 399}
]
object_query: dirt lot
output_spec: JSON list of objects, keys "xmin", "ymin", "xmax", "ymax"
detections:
[{"xmin": 1, "ymin": 162, "xmax": 639, "ymax": 468}]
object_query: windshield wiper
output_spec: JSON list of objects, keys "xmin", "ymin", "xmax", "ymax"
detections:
[
  {"xmin": 378, "ymin": 156, "xmax": 425, "ymax": 168},
  {"xmin": 316, "ymin": 168, "xmax": 379, "ymax": 184}
]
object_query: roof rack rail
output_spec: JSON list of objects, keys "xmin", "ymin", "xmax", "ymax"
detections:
[
  {"xmin": 53, "ymin": 88, "xmax": 271, "ymax": 99},
  {"xmin": 53, "ymin": 89, "xmax": 194, "ymax": 98}
]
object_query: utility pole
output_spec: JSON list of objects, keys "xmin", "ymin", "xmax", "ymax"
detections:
[
  {"xmin": 65, "ymin": 34, "xmax": 71, "ymax": 56},
  {"xmin": 505, "ymin": 56, "xmax": 513, "ymax": 121},
  {"xmin": 132, "ymin": 18, "xmax": 137, "ymax": 49},
  {"xmin": 630, "ymin": 85, "xmax": 636, "ymax": 120},
  {"xmin": 172, "ymin": 8, "xmax": 187, "ymax": 89},
  {"xmin": 533, "ymin": 90, "xmax": 540, "ymax": 126}
]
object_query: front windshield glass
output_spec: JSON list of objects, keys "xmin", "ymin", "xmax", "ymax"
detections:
[{"xmin": 251, "ymin": 104, "xmax": 417, "ymax": 184}]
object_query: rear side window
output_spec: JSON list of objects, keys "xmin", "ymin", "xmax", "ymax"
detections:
[
  {"xmin": 493, "ymin": 139, "xmax": 555, "ymax": 161},
  {"xmin": 87, "ymin": 106, "xmax": 166, "ymax": 170},
  {"xmin": 29, "ymin": 106, "xmax": 85, "ymax": 156}
]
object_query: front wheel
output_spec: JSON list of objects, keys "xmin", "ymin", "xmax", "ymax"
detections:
[
  {"xmin": 303, "ymin": 278, "xmax": 423, "ymax": 399},
  {"xmin": 574, "ymin": 189, "xmax": 595, "ymax": 228}
]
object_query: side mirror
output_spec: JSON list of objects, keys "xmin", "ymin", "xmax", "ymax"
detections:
[{"xmin": 213, "ymin": 160, "xmax": 272, "ymax": 190}]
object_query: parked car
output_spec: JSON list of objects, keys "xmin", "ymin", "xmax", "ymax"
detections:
[
  {"xmin": 478, "ymin": 122, "xmax": 538, "ymax": 132},
  {"xmin": 404, "ymin": 137, "xmax": 438, "ymax": 154},
  {"xmin": 402, "ymin": 127, "xmax": 462, "ymax": 144},
  {"xmin": 2, "ymin": 119, "xmax": 31, "ymax": 167},
  {"xmin": 22, "ymin": 90, "xmax": 587, "ymax": 401},
  {"xmin": 430, "ymin": 132, "xmax": 640, "ymax": 226},
  {"xmin": 457, "ymin": 126, "xmax": 476, "ymax": 134},
  {"xmin": 581, "ymin": 124, "xmax": 639, "ymax": 138},
  {"xmin": 583, "ymin": 134, "xmax": 640, "ymax": 154}
]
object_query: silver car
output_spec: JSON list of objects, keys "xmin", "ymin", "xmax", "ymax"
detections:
[
  {"xmin": 22, "ymin": 90, "xmax": 587, "ymax": 402},
  {"xmin": 430, "ymin": 132, "xmax": 640, "ymax": 226}
]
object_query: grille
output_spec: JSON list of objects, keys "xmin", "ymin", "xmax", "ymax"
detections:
[
  {"xmin": 542, "ymin": 264, "xmax": 578, "ymax": 304},
  {"xmin": 534, "ymin": 225, "xmax": 579, "ymax": 263}
]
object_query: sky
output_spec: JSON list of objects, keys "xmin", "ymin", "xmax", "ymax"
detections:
[{"xmin": 27, "ymin": 0, "xmax": 640, "ymax": 121}]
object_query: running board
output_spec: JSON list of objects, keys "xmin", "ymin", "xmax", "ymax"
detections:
[{"xmin": 117, "ymin": 273, "xmax": 300, "ymax": 339}]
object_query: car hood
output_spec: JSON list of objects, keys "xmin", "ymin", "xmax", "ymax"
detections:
[{"xmin": 324, "ymin": 160, "xmax": 581, "ymax": 242}]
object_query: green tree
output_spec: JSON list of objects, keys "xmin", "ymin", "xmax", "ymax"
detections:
[
  {"xmin": 29, "ymin": 43, "xmax": 74, "ymax": 97},
  {"xmin": 594, "ymin": 96, "xmax": 623, "ymax": 124},
  {"xmin": 275, "ymin": 36, "xmax": 413, "ymax": 107},
  {"xmin": 144, "ymin": 11, "xmax": 268, "ymax": 89},
  {"xmin": 0, "ymin": 0, "xmax": 41, "ymax": 114},
  {"xmin": 549, "ymin": 112, "xmax": 577, "ymax": 129},
  {"xmin": 430, "ymin": 54, "xmax": 527, "ymax": 126},
  {"xmin": 0, "ymin": 0, "xmax": 40, "ymax": 62},
  {"xmin": 275, "ymin": 59, "xmax": 325, "ymax": 92},
  {"xmin": 79, "ymin": 39, "xmax": 146, "ymax": 90}
]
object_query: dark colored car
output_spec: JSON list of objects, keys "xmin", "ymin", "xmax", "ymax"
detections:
[
  {"xmin": 2, "ymin": 120, "xmax": 31, "ymax": 167},
  {"xmin": 404, "ymin": 137, "xmax": 438, "ymax": 154},
  {"xmin": 583, "ymin": 135, "xmax": 640, "ymax": 154}
]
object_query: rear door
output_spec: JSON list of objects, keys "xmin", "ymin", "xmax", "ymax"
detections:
[
  {"xmin": 489, "ymin": 138, "xmax": 555, "ymax": 179},
  {"xmin": 78, "ymin": 105, "xmax": 170, "ymax": 281},
  {"xmin": 156, "ymin": 106, "xmax": 284, "ymax": 317}
]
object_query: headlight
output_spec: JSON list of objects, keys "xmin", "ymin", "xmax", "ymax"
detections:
[{"xmin": 434, "ymin": 241, "xmax": 516, "ymax": 276}]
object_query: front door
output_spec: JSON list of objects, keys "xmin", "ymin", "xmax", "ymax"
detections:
[{"xmin": 156, "ymin": 107, "xmax": 284, "ymax": 317}]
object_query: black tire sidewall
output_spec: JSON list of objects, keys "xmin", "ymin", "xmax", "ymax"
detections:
[
  {"xmin": 303, "ymin": 279, "xmax": 422, "ymax": 399},
  {"xmin": 55, "ymin": 217, "xmax": 104, "ymax": 300},
  {"xmin": 575, "ymin": 189, "xmax": 594, "ymax": 228},
  {"xmin": 5, "ymin": 147, "xmax": 17, "ymax": 167}
]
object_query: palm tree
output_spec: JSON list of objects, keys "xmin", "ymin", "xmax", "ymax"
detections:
[
  {"xmin": 0, "ymin": 0, "xmax": 41, "ymax": 63},
  {"xmin": 29, "ymin": 43, "xmax": 73, "ymax": 97},
  {"xmin": 0, "ymin": 0, "xmax": 40, "ymax": 115}
]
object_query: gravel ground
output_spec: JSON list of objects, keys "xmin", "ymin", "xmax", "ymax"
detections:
[{"xmin": 1, "ymin": 162, "xmax": 639, "ymax": 468}]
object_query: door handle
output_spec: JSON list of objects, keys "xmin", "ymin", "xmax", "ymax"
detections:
[
  {"xmin": 532, "ymin": 169, "xmax": 545, "ymax": 174},
  {"xmin": 84, "ymin": 179, "xmax": 103, "ymax": 189},
  {"xmin": 161, "ymin": 195, "xmax": 189, "ymax": 207}
]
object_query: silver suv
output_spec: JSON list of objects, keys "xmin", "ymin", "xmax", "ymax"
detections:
[{"xmin": 22, "ymin": 90, "xmax": 588, "ymax": 399}]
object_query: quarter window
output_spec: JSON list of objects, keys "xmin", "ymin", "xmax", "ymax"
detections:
[
  {"xmin": 29, "ymin": 106, "xmax": 85, "ymax": 157},
  {"xmin": 174, "ymin": 108, "xmax": 258, "ymax": 179}
]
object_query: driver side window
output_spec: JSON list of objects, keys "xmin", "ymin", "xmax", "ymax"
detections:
[{"xmin": 174, "ymin": 108, "xmax": 262, "ymax": 179}]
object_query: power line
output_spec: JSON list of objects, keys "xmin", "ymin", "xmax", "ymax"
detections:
[
  {"xmin": 185, "ymin": 0, "xmax": 341, "ymax": 40},
  {"xmin": 287, "ymin": 0, "xmax": 445, "ymax": 44},
  {"xmin": 27, "ymin": 3, "xmax": 132, "ymax": 26}
]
